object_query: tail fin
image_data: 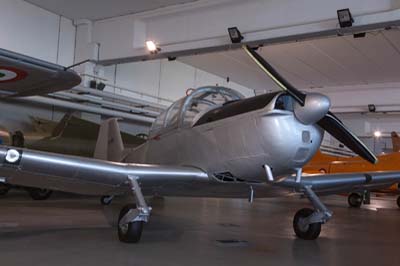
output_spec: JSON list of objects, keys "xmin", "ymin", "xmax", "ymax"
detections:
[
  {"xmin": 94, "ymin": 118, "xmax": 124, "ymax": 161},
  {"xmin": 51, "ymin": 113, "xmax": 73, "ymax": 138},
  {"xmin": 391, "ymin": 131, "xmax": 400, "ymax": 152}
]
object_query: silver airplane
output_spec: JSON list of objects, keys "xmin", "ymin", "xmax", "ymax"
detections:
[{"xmin": 1, "ymin": 46, "xmax": 400, "ymax": 243}]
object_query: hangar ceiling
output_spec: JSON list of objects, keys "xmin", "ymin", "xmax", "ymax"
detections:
[
  {"xmin": 180, "ymin": 29, "xmax": 400, "ymax": 92},
  {"xmin": 24, "ymin": 0, "xmax": 201, "ymax": 20}
]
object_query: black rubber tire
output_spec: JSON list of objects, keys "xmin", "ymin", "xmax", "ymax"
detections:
[
  {"xmin": 100, "ymin": 195, "xmax": 113, "ymax": 206},
  {"xmin": 0, "ymin": 184, "xmax": 10, "ymax": 196},
  {"xmin": 118, "ymin": 204, "xmax": 144, "ymax": 243},
  {"xmin": 293, "ymin": 208, "xmax": 321, "ymax": 240},
  {"xmin": 348, "ymin": 193, "xmax": 363, "ymax": 208},
  {"xmin": 397, "ymin": 196, "xmax": 400, "ymax": 208},
  {"xmin": 28, "ymin": 188, "xmax": 53, "ymax": 200}
]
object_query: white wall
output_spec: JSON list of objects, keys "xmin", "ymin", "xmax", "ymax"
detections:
[
  {"xmin": 99, "ymin": 59, "xmax": 255, "ymax": 107},
  {"xmin": 322, "ymin": 112, "xmax": 400, "ymax": 154},
  {"xmin": 79, "ymin": 0, "xmax": 398, "ymax": 63},
  {"xmin": 0, "ymin": 0, "xmax": 75, "ymax": 66},
  {"xmin": 1, "ymin": 0, "xmax": 396, "ymax": 145}
]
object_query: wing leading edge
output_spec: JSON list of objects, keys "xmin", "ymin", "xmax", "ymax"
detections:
[{"xmin": 277, "ymin": 172, "xmax": 400, "ymax": 195}]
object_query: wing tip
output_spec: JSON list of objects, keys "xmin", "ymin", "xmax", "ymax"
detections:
[{"xmin": 369, "ymin": 155, "xmax": 379, "ymax": 165}]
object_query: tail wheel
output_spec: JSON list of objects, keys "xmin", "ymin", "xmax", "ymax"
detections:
[
  {"xmin": 0, "ymin": 184, "xmax": 10, "ymax": 196},
  {"xmin": 118, "ymin": 204, "xmax": 144, "ymax": 243},
  {"xmin": 28, "ymin": 188, "xmax": 53, "ymax": 200},
  {"xmin": 293, "ymin": 208, "xmax": 321, "ymax": 240},
  {"xmin": 348, "ymin": 193, "xmax": 362, "ymax": 208},
  {"xmin": 100, "ymin": 195, "xmax": 113, "ymax": 206}
]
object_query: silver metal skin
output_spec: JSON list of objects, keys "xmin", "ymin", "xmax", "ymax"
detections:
[
  {"xmin": 293, "ymin": 93, "xmax": 331, "ymax": 125},
  {"xmin": 127, "ymin": 89, "xmax": 323, "ymax": 181},
  {"xmin": 2, "ymin": 86, "xmax": 400, "ymax": 241},
  {"xmin": 0, "ymin": 146, "xmax": 211, "ymax": 197}
]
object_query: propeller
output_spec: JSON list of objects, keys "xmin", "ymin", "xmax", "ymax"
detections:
[{"xmin": 243, "ymin": 45, "xmax": 378, "ymax": 164}]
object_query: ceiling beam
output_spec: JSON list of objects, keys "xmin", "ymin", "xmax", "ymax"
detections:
[{"xmin": 72, "ymin": 0, "xmax": 400, "ymax": 65}]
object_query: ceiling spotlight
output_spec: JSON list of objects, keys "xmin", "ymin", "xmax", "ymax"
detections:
[
  {"xmin": 228, "ymin": 27, "xmax": 244, "ymax": 44},
  {"xmin": 146, "ymin": 40, "xmax": 161, "ymax": 54},
  {"xmin": 374, "ymin": 131, "xmax": 382, "ymax": 138},
  {"xmin": 368, "ymin": 104, "xmax": 376, "ymax": 113},
  {"xmin": 337, "ymin": 8, "xmax": 354, "ymax": 28}
]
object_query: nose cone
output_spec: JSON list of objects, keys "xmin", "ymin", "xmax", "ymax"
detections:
[{"xmin": 294, "ymin": 93, "xmax": 330, "ymax": 125}]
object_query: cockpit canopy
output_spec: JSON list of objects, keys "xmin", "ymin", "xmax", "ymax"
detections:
[
  {"xmin": 149, "ymin": 86, "xmax": 296, "ymax": 138},
  {"xmin": 149, "ymin": 86, "xmax": 244, "ymax": 138}
]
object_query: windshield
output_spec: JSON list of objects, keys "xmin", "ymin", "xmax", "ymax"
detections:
[
  {"xmin": 275, "ymin": 94, "xmax": 294, "ymax": 111},
  {"xmin": 149, "ymin": 86, "xmax": 244, "ymax": 138},
  {"xmin": 181, "ymin": 87, "xmax": 244, "ymax": 127}
]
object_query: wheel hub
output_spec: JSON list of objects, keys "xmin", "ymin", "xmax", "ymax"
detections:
[
  {"xmin": 297, "ymin": 217, "xmax": 310, "ymax": 232},
  {"xmin": 119, "ymin": 223, "xmax": 129, "ymax": 234}
]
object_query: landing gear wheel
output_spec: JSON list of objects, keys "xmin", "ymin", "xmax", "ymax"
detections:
[
  {"xmin": 0, "ymin": 184, "xmax": 10, "ymax": 196},
  {"xmin": 100, "ymin": 195, "xmax": 113, "ymax": 206},
  {"xmin": 28, "ymin": 188, "xmax": 53, "ymax": 200},
  {"xmin": 348, "ymin": 193, "xmax": 362, "ymax": 208},
  {"xmin": 118, "ymin": 204, "xmax": 144, "ymax": 243},
  {"xmin": 397, "ymin": 196, "xmax": 400, "ymax": 208},
  {"xmin": 293, "ymin": 208, "xmax": 321, "ymax": 240}
]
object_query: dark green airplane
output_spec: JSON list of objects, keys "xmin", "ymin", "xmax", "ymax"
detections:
[{"xmin": 0, "ymin": 113, "xmax": 146, "ymax": 200}]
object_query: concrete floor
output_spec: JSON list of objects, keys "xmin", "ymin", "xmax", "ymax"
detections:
[{"xmin": 0, "ymin": 191, "xmax": 399, "ymax": 266}]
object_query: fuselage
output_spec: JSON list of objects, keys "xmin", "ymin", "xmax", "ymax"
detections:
[{"xmin": 125, "ymin": 89, "xmax": 324, "ymax": 183}]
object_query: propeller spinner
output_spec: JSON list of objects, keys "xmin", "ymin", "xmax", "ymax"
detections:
[{"xmin": 243, "ymin": 45, "xmax": 378, "ymax": 164}]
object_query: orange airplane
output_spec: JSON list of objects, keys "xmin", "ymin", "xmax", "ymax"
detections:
[{"xmin": 304, "ymin": 132, "xmax": 400, "ymax": 208}]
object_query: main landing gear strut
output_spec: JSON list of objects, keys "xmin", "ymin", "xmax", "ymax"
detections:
[
  {"xmin": 264, "ymin": 165, "xmax": 332, "ymax": 240},
  {"xmin": 117, "ymin": 176, "xmax": 152, "ymax": 243},
  {"xmin": 293, "ymin": 186, "xmax": 332, "ymax": 240}
]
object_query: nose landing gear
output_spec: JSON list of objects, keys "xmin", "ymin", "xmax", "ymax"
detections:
[
  {"xmin": 100, "ymin": 195, "xmax": 114, "ymax": 206},
  {"xmin": 0, "ymin": 184, "xmax": 10, "ymax": 196},
  {"xmin": 293, "ymin": 208, "xmax": 321, "ymax": 240},
  {"xmin": 292, "ymin": 186, "xmax": 332, "ymax": 240},
  {"xmin": 118, "ymin": 204, "xmax": 144, "ymax": 243},
  {"xmin": 117, "ymin": 176, "xmax": 151, "ymax": 243}
]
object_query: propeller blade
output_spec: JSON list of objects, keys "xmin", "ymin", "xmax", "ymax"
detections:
[
  {"xmin": 243, "ymin": 45, "xmax": 377, "ymax": 164},
  {"xmin": 243, "ymin": 45, "xmax": 306, "ymax": 105},
  {"xmin": 318, "ymin": 112, "xmax": 378, "ymax": 164}
]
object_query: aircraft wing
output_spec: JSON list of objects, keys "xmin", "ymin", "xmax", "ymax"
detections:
[
  {"xmin": 277, "ymin": 172, "xmax": 400, "ymax": 195},
  {"xmin": 0, "ymin": 146, "xmax": 212, "ymax": 196},
  {"xmin": 0, "ymin": 48, "xmax": 81, "ymax": 97},
  {"xmin": 2, "ymin": 145, "xmax": 399, "ymax": 199},
  {"xmin": 0, "ymin": 146, "xmax": 293, "ymax": 198}
]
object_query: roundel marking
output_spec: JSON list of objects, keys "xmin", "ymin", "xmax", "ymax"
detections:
[
  {"xmin": 0, "ymin": 67, "xmax": 28, "ymax": 83},
  {"xmin": 5, "ymin": 149, "xmax": 21, "ymax": 163}
]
